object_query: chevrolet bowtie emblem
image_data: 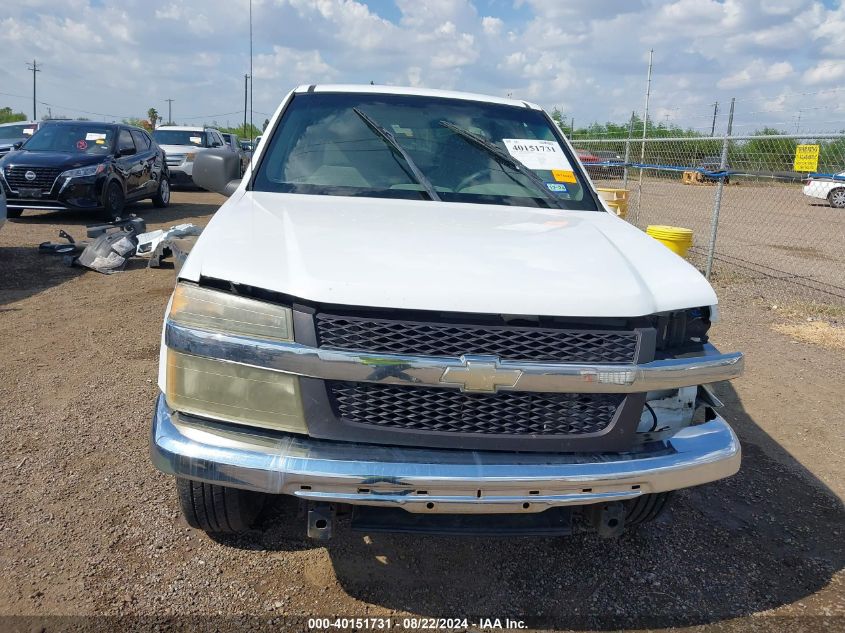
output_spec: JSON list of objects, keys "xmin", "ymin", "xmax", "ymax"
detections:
[{"xmin": 439, "ymin": 355, "xmax": 523, "ymax": 393}]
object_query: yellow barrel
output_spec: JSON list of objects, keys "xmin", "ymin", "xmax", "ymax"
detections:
[
  {"xmin": 596, "ymin": 188, "xmax": 629, "ymax": 219},
  {"xmin": 646, "ymin": 225, "xmax": 694, "ymax": 257}
]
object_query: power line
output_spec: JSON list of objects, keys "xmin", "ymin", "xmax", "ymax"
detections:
[{"xmin": 180, "ymin": 110, "xmax": 244, "ymax": 121}]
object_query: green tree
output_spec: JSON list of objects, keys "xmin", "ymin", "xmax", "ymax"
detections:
[
  {"xmin": 147, "ymin": 108, "xmax": 159, "ymax": 130},
  {"xmin": 0, "ymin": 107, "xmax": 27, "ymax": 124}
]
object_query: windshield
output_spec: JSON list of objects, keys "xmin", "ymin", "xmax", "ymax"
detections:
[
  {"xmin": 153, "ymin": 130, "xmax": 207, "ymax": 147},
  {"xmin": 0, "ymin": 123, "xmax": 37, "ymax": 140},
  {"xmin": 253, "ymin": 93, "xmax": 597, "ymax": 210},
  {"xmin": 23, "ymin": 124, "xmax": 115, "ymax": 154}
]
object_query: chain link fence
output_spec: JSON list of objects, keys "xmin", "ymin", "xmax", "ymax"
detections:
[{"xmin": 572, "ymin": 133, "xmax": 845, "ymax": 307}]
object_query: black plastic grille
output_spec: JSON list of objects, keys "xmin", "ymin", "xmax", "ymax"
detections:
[
  {"xmin": 315, "ymin": 313, "xmax": 638, "ymax": 363},
  {"xmin": 329, "ymin": 382, "xmax": 623, "ymax": 436},
  {"xmin": 4, "ymin": 166, "xmax": 62, "ymax": 191}
]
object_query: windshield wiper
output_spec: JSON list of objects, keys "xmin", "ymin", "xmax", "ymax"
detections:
[
  {"xmin": 439, "ymin": 120, "xmax": 565, "ymax": 209},
  {"xmin": 352, "ymin": 107, "xmax": 440, "ymax": 201}
]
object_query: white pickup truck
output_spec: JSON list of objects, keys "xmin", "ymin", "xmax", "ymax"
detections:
[{"xmin": 150, "ymin": 85, "xmax": 744, "ymax": 539}]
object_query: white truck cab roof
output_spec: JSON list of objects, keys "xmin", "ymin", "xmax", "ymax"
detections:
[{"xmin": 293, "ymin": 84, "xmax": 543, "ymax": 110}]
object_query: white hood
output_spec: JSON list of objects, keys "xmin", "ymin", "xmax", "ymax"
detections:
[{"xmin": 179, "ymin": 192, "xmax": 717, "ymax": 317}]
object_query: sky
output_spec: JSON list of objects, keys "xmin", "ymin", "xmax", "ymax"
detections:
[{"xmin": 2, "ymin": 0, "xmax": 845, "ymax": 134}]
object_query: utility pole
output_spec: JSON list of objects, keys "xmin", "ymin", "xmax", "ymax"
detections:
[
  {"xmin": 26, "ymin": 60, "xmax": 41, "ymax": 120},
  {"xmin": 249, "ymin": 0, "xmax": 254, "ymax": 141},
  {"xmin": 795, "ymin": 110, "xmax": 802, "ymax": 134},
  {"xmin": 710, "ymin": 102, "xmax": 718, "ymax": 136},
  {"xmin": 165, "ymin": 98, "xmax": 174, "ymax": 124},
  {"xmin": 243, "ymin": 74, "xmax": 249, "ymax": 137}
]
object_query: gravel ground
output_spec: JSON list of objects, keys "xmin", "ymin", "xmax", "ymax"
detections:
[
  {"xmin": 594, "ymin": 177, "xmax": 845, "ymax": 304},
  {"xmin": 0, "ymin": 191, "xmax": 842, "ymax": 631}
]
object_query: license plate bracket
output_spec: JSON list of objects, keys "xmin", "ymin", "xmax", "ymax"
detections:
[{"xmin": 19, "ymin": 187, "xmax": 42, "ymax": 198}]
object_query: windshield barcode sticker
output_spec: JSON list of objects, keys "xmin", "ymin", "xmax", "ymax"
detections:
[{"xmin": 502, "ymin": 139, "xmax": 573, "ymax": 171}]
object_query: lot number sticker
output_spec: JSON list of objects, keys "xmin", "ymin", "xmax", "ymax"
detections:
[
  {"xmin": 503, "ymin": 139, "xmax": 573, "ymax": 171},
  {"xmin": 794, "ymin": 144, "xmax": 820, "ymax": 172}
]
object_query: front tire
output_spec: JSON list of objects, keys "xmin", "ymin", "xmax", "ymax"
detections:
[
  {"xmin": 624, "ymin": 492, "xmax": 673, "ymax": 528},
  {"xmin": 152, "ymin": 176, "xmax": 170, "ymax": 208},
  {"xmin": 176, "ymin": 478, "xmax": 266, "ymax": 534},
  {"xmin": 101, "ymin": 181, "xmax": 126, "ymax": 221},
  {"xmin": 828, "ymin": 188, "xmax": 845, "ymax": 209}
]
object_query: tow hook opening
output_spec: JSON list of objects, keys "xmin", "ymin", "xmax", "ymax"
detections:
[
  {"xmin": 307, "ymin": 502, "xmax": 336, "ymax": 540},
  {"xmin": 590, "ymin": 501, "xmax": 626, "ymax": 538}
]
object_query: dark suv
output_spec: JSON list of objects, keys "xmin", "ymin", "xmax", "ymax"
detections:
[{"xmin": 0, "ymin": 121, "xmax": 170, "ymax": 220}]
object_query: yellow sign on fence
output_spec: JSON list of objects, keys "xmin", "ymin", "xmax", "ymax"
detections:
[{"xmin": 794, "ymin": 144, "xmax": 820, "ymax": 172}]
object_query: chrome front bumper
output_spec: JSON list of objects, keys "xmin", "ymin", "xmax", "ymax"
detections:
[{"xmin": 151, "ymin": 395, "xmax": 741, "ymax": 514}]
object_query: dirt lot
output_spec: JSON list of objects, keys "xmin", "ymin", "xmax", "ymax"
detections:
[{"xmin": 0, "ymin": 190, "xmax": 843, "ymax": 631}]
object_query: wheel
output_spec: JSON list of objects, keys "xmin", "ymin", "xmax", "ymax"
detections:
[
  {"xmin": 101, "ymin": 181, "xmax": 125, "ymax": 221},
  {"xmin": 624, "ymin": 492, "xmax": 673, "ymax": 528},
  {"xmin": 175, "ymin": 477, "xmax": 265, "ymax": 534},
  {"xmin": 828, "ymin": 188, "xmax": 845, "ymax": 209},
  {"xmin": 6, "ymin": 208, "xmax": 23, "ymax": 219},
  {"xmin": 152, "ymin": 176, "xmax": 171, "ymax": 208}
]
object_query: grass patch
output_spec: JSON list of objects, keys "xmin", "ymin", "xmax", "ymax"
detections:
[{"xmin": 772, "ymin": 321, "xmax": 845, "ymax": 350}]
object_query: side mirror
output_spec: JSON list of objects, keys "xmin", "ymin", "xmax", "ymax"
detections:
[
  {"xmin": 13, "ymin": 141, "xmax": 23, "ymax": 150},
  {"xmin": 193, "ymin": 149, "xmax": 241, "ymax": 196}
]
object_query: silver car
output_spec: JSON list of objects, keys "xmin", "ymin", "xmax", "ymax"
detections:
[
  {"xmin": 0, "ymin": 121, "xmax": 40, "ymax": 158},
  {"xmin": 221, "ymin": 133, "xmax": 249, "ymax": 175},
  {"xmin": 152, "ymin": 126, "xmax": 238, "ymax": 187}
]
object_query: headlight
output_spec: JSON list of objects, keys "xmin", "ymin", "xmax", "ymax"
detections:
[
  {"xmin": 60, "ymin": 164, "xmax": 106, "ymax": 178},
  {"xmin": 169, "ymin": 282, "xmax": 292, "ymax": 340},
  {"xmin": 164, "ymin": 283, "xmax": 307, "ymax": 433}
]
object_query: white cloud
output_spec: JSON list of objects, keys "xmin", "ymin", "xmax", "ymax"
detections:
[
  {"xmin": 253, "ymin": 46, "xmax": 336, "ymax": 81},
  {"xmin": 0, "ymin": 0, "xmax": 843, "ymax": 132},
  {"xmin": 718, "ymin": 59, "xmax": 794, "ymax": 89},
  {"xmin": 803, "ymin": 60, "xmax": 845, "ymax": 86},
  {"xmin": 481, "ymin": 16, "xmax": 503, "ymax": 36}
]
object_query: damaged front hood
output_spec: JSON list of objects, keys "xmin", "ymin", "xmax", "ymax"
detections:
[{"xmin": 180, "ymin": 192, "xmax": 717, "ymax": 317}]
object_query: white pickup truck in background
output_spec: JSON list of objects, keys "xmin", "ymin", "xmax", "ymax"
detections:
[{"xmin": 150, "ymin": 85, "xmax": 744, "ymax": 540}]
